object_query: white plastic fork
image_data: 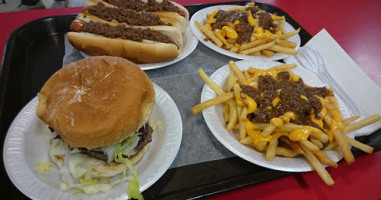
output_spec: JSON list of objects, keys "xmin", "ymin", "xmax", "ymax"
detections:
[{"xmin": 295, "ymin": 46, "xmax": 362, "ymax": 116}]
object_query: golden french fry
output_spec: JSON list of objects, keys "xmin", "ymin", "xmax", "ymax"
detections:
[
  {"xmin": 342, "ymin": 116, "xmax": 360, "ymax": 126},
  {"xmin": 198, "ymin": 69, "xmax": 225, "ymax": 95},
  {"xmin": 227, "ymin": 99, "xmax": 238, "ymax": 131},
  {"xmin": 302, "ymin": 146, "xmax": 335, "ymax": 186},
  {"xmin": 268, "ymin": 45, "xmax": 298, "ymax": 55},
  {"xmin": 314, "ymin": 150, "xmax": 338, "ymax": 168},
  {"xmin": 239, "ymin": 107, "xmax": 248, "ymax": 140},
  {"xmin": 334, "ymin": 129, "xmax": 355, "ymax": 164},
  {"xmin": 195, "ymin": 20, "xmax": 223, "ymax": 47},
  {"xmin": 310, "ymin": 132, "xmax": 329, "ymax": 143},
  {"xmin": 224, "ymin": 103, "xmax": 230, "ymax": 123},
  {"xmin": 265, "ymin": 139, "xmax": 278, "ymax": 161},
  {"xmin": 228, "ymin": 60, "xmax": 246, "ymax": 85},
  {"xmin": 230, "ymin": 46, "xmax": 239, "ymax": 53},
  {"xmin": 278, "ymin": 17, "xmax": 285, "ymax": 33},
  {"xmin": 343, "ymin": 114, "xmax": 381, "ymax": 133},
  {"xmin": 275, "ymin": 146, "xmax": 298, "ymax": 158},
  {"xmin": 279, "ymin": 28, "xmax": 301, "ymax": 39},
  {"xmin": 262, "ymin": 124, "xmax": 277, "ymax": 137},
  {"xmin": 275, "ymin": 39, "xmax": 297, "ymax": 48},
  {"xmin": 239, "ymin": 35, "xmax": 278, "ymax": 51},
  {"xmin": 269, "ymin": 64, "xmax": 297, "ymax": 71},
  {"xmin": 227, "ymin": 73, "xmax": 236, "ymax": 91},
  {"xmin": 191, "ymin": 92, "xmax": 234, "ymax": 114},
  {"xmin": 214, "ymin": 29, "xmax": 233, "ymax": 49},
  {"xmin": 254, "ymin": 141, "xmax": 267, "ymax": 151},
  {"xmin": 300, "ymin": 140, "xmax": 320, "ymax": 153},
  {"xmin": 240, "ymin": 136, "xmax": 253, "ymax": 144},
  {"xmin": 345, "ymin": 135, "xmax": 374, "ymax": 154},
  {"xmin": 288, "ymin": 140, "xmax": 304, "ymax": 154},
  {"xmin": 261, "ymin": 49, "xmax": 275, "ymax": 57},
  {"xmin": 324, "ymin": 142, "xmax": 338, "ymax": 151},
  {"xmin": 239, "ymin": 40, "xmax": 276, "ymax": 55},
  {"xmin": 310, "ymin": 138, "xmax": 323, "ymax": 149}
]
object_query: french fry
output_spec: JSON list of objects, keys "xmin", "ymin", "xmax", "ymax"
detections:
[
  {"xmin": 239, "ymin": 40, "xmax": 276, "ymax": 55},
  {"xmin": 240, "ymin": 136, "xmax": 253, "ymax": 144},
  {"xmin": 227, "ymin": 99, "xmax": 238, "ymax": 131},
  {"xmin": 268, "ymin": 45, "xmax": 298, "ymax": 55},
  {"xmin": 343, "ymin": 114, "xmax": 381, "ymax": 133},
  {"xmin": 279, "ymin": 28, "xmax": 301, "ymax": 39},
  {"xmin": 275, "ymin": 39, "xmax": 297, "ymax": 48},
  {"xmin": 310, "ymin": 132, "xmax": 329, "ymax": 143},
  {"xmin": 300, "ymin": 140, "xmax": 320, "ymax": 154},
  {"xmin": 239, "ymin": 35, "xmax": 278, "ymax": 51},
  {"xmin": 198, "ymin": 69, "xmax": 224, "ymax": 95},
  {"xmin": 345, "ymin": 135, "xmax": 374, "ymax": 154},
  {"xmin": 265, "ymin": 139, "xmax": 278, "ymax": 161},
  {"xmin": 342, "ymin": 116, "xmax": 360, "ymax": 126},
  {"xmin": 334, "ymin": 129, "xmax": 355, "ymax": 164},
  {"xmin": 224, "ymin": 103, "xmax": 230, "ymax": 123},
  {"xmin": 275, "ymin": 146, "xmax": 298, "ymax": 158},
  {"xmin": 314, "ymin": 150, "xmax": 338, "ymax": 168},
  {"xmin": 269, "ymin": 64, "xmax": 297, "ymax": 71},
  {"xmin": 302, "ymin": 146, "xmax": 335, "ymax": 186},
  {"xmin": 310, "ymin": 138, "xmax": 323, "ymax": 149},
  {"xmin": 228, "ymin": 60, "xmax": 246, "ymax": 85},
  {"xmin": 239, "ymin": 107, "xmax": 248, "ymax": 140},
  {"xmin": 191, "ymin": 92, "xmax": 234, "ymax": 114},
  {"xmin": 195, "ymin": 20, "xmax": 223, "ymax": 47},
  {"xmin": 324, "ymin": 142, "xmax": 338, "ymax": 151},
  {"xmin": 261, "ymin": 49, "xmax": 275, "ymax": 57}
]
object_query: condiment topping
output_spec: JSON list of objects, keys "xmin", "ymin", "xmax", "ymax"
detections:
[
  {"xmin": 80, "ymin": 21, "xmax": 176, "ymax": 45},
  {"xmin": 241, "ymin": 71, "xmax": 331, "ymax": 128},
  {"xmin": 86, "ymin": 2, "xmax": 171, "ymax": 26}
]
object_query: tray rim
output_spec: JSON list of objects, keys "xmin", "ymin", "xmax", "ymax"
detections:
[{"xmin": 0, "ymin": 1, "xmax": 314, "ymax": 200}]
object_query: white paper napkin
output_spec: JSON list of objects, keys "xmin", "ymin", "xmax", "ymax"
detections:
[{"xmin": 284, "ymin": 29, "xmax": 381, "ymax": 137}]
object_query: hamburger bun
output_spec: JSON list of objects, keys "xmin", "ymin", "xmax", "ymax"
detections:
[{"xmin": 37, "ymin": 56, "xmax": 155, "ymax": 150}]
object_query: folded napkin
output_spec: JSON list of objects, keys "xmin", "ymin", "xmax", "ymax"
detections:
[{"xmin": 284, "ymin": 29, "xmax": 381, "ymax": 136}]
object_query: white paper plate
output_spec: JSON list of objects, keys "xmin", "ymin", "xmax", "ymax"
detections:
[
  {"xmin": 80, "ymin": 24, "xmax": 198, "ymax": 70},
  {"xmin": 190, "ymin": 5, "xmax": 301, "ymax": 61},
  {"xmin": 201, "ymin": 59, "xmax": 355, "ymax": 172},
  {"xmin": 3, "ymin": 83, "xmax": 182, "ymax": 200}
]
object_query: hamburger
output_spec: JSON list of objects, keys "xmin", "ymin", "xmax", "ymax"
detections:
[
  {"xmin": 36, "ymin": 56, "xmax": 155, "ymax": 198},
  {"xmin": 68, "ymin": 0, "xmax": 189, "ymax": 63}
]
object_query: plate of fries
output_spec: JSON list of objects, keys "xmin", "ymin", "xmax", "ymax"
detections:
[
  {"xmin": 191, "ymin": 59, "xmax": 380, "ymax": 185},
  {"xmin": 190, "ymin": 4, "xmax": 301, "ymax": 61}
]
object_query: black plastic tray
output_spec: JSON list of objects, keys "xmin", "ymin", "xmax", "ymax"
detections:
[{"xmin": 1, "ymin": 1, "xmax": 380, "ymax": 200}]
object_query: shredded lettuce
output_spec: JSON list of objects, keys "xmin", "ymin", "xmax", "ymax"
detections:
[
  {"xmin": 101, "ymin": 133, "xmax": 140, "ymax": 163},
  {"xmin": 114, "ymin": 150, "xmax": 143, "ymax": 200},
  {"xmin": 35, "ymin": 161, "xmax": 54, "ymax": 172}
]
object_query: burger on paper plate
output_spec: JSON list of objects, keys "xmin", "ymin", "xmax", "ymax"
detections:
[{"xmin": 36, "ymin": 56, "xmax": 155, "ymax": 199}]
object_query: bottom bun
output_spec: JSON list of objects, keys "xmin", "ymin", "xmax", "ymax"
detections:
[
  {"xmin": 92, "ymin": 143, "xmax": 151, "ymax": 178},
  {"xmin": 67, "ymin": 32, "xmax": 180, "ymax": 63}
]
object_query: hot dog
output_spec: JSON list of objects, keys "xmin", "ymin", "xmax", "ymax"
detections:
[{"xmin": 67, "ymin": 0, "xmax": 189, "ymax": 63}]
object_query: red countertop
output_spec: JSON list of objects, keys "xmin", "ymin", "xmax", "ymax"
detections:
[{"xmin": 1, "ymin": 0, "xmax": 381, "ymax": 200}]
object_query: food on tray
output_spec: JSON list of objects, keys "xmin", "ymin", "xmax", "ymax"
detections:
[
  {"xmin": 194, "ymin": 3, "xmax": 300, "ymax": 57},
  {"xmin": 68, "ymin": 0, "xmax": 189, "ymax": 63},
  {"xmin": 36, "ymin": 56, "xmax": 155, "ymax": 199},
  {"xmin": 192, "ymin": 60, "xmax": 381, "ymax": 185}
]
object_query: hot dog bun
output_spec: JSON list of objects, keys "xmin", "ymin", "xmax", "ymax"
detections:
[
  {"xmin": 68, "ymin": 0, "xmax": 189, "ymax": 63},
  {"xmin": 86, "ymin": 0, "xmax": 188, "ymax": 32},
  {"xmin": 67, "ymin": 31, "xmax": 181, "ymax": 63}
]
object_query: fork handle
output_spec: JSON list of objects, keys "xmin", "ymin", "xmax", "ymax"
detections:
[{"xmin": 319, "ymin": 72, "xmax": 362, "ymax": 116}]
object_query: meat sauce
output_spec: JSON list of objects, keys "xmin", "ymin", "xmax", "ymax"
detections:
[
  {"xmin": 241, "ymin": 71, "xmax": 331, "ymax": 128},
  {"xmin": 104, "ymin": 0, "xmax": 181, "ymax": 14},
  {"xmin": 80, "ymin": 21, "xmax": 176, "ymax": 45},
  {"xmin": 86, "ymin": 2, "xmax": 171, "ymax": 26},
  {"xmin": 212, "ymin": 6, "xmax": 277, "ymax": 44}
]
